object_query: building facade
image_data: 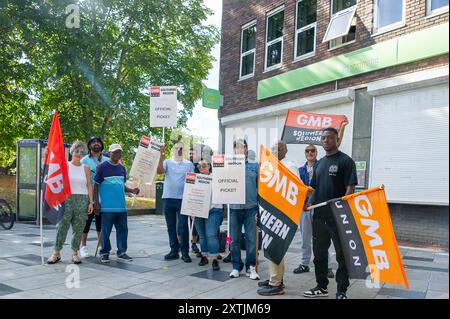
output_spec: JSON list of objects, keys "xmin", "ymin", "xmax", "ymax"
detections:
[{"xmin": 218, "ymin": 0, "xmax": 449, "ymax": 245}]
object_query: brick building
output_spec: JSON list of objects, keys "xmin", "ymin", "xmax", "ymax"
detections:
[{"xmin": 218, "ymin": 0, "xmax": 449, "ymax": 245}]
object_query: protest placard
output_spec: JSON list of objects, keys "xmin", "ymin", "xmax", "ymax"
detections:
[
  {"xmin": 211, "ymin": 155, "xmax": 245, "ymax": 204},
  {"xmin": 129, "ymin": 136, "xmax": 163, "ymax": 184},
  {"xmin": 180, "ymin": 173, "xmax": 213, "ymax": 218},
  {"xmin": 149, "ymin": 86, "xmax": 178, "ymax": 127}
]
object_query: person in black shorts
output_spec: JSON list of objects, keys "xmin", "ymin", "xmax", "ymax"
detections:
[{"xmin": 302, "ymin": 127, "xmax": 357, "ymax": 299}]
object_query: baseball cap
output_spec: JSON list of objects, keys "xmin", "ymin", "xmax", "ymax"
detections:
[{"xmin": 108, "ymin": 144, "xmax": 123, "ymax": 153}]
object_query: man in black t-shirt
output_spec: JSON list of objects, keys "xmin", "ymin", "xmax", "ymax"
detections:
[{"xmin": 303, "ymin": 127, "xmax": 357, "ymax": 299}]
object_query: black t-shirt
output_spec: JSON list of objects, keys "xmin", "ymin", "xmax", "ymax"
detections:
[{"xmin": 310, "ymin": 151, "xmax": 358, "ymax": 219}]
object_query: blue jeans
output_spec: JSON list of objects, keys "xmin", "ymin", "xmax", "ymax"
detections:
[
  {"xmin": 230, "ymin": 207, "xmax": 257, "ymax": 271},
  {"xmin": 100, "ymin": 212, "xmax": 128, "ymax": 257},
  {"xmin": 194, "ymin": 208, "xmax": 223, "ymax": 257},
  {"xmin": 163, "ymin": 199, "xmax": 189, "ymax": 254}
]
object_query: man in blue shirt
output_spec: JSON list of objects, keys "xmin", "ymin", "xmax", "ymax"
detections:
[
  {"xmin": 94, "ymin": 144, "xmax": 139, "ymax": 263},
  {"xmin": 229, "ymin": 139, "xmax": 260, "ymax": 280},
  {"xmin": 157, "ymin": 142, "xmax": 195, "ymax": 262},
  {"xmin": 80, "ymin": 136, "xmax": 109, "ymax": 258}
]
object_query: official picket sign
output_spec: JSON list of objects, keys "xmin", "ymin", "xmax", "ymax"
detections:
[
  {"xmin": 329, "ymin": 186, "xmax": 409, "ymax": 289},
  {"xmin": 258, "ymin": 145, "xmax": 310, "ymax": 265},
  {"xmin": 181, "ymin": 173, "xmax": 213, "ymax": 218},
  {"xmin": 129, "ymin": 136, "xmax": 163, "ymax": 185},
  {"xmin": 281, "ymin": 110, "xmax": 346, "ymax": 145},
  {"xmin": 149, "ymin": 86, "xmax": 178, "ymax": 127},
  {"xmin": 211, "ymin": 155, "xmax": 245, "ymax": 204}
]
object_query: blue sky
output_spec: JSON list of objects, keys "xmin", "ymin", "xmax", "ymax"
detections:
[{"xmin": 186, "ymin": 0, "xmax": 222, "ymax": 151}]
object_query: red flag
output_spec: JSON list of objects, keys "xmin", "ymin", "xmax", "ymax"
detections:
[{"xmin": 42, "ymin": 112, "xmax": 71, "ymax": 224}]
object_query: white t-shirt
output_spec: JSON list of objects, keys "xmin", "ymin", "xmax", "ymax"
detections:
[{"xmin": 67, "ymin": 162, "xmax": 88, "ymax": 195}]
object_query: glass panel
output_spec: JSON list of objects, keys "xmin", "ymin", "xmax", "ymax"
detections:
[
  {"xmin": 296, "ymin": 27, "xmax": 315, "ymax": 56},
  {"xmin": 19, "ymin": 146, "xmax": 37, "ymax": 185},
  {"xmin": 267, "ymin": 10, "xmax": 284, "ymax": 42},
  {"xmin": 330, "ymin": 24, "xmax": 356, "ymax": 48},
  {"xmin": 332, "ymin": 0, "xmax": 357, "ymax": 14},
  {"xmin": 267, "ymin": 41, "xmax": 282, "ymax": 67},
  {"xmin": 323, "ymin": 6, "xmax": 356, "ymax": 42},
  {"xmin": 241, "ymin": 53, "xmax": 255, "ymax": 76},
  {"xmin": 242, "ymin": 25, "xmax": 256, "ymax": 53},
  {"xmin": 297, "ymin": 0, "xmax": 317, "ymax": 29},
  {"xmin": 431, "ymin": 0, "xmax": 449, "ymax": 11},
  {"xmin": 18, "ymin": 188, "xmax": 36, "ymax": 220},
  {"xmin": 377, "ymin": 0, "xmax": 403, "ymax": 29}
]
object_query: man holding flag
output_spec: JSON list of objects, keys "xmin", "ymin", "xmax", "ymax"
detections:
[{"xmin": 303, "ymin": 127, "xmax": 357, "ymax": 299}]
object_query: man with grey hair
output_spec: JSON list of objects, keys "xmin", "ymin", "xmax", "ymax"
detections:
[{"xmin": 257, "ymin": 140, "xmax": 299, "ymax": 296}]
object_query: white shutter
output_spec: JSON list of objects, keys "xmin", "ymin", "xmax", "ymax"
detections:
[{"xmin": 370, "ymin": 83, "xmax": 449, "ymax": 205}]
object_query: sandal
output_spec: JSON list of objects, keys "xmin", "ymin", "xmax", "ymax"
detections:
[
  {"xmin": 47, "ymin": 254, "xmax": 61, "ymax": 264},
  {"xmin": 72, "ymin": 254, "xmax": 82, "ymax": 264}
]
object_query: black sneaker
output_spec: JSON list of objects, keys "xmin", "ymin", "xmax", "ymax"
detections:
[
  {"xmin": 198, "ymin": 256, "xmax": 208, "ymax": 266},
  {"xmin": 336, "ymin": 292, "xmax": 347, "ymax": 299},
  {"xmin": 257, "ymin": 285, "xmax": 285, "ymax": 296},
  {"xmin": 212, "ymin": 259, "xmax": 220, "ymax": 271},
  {"xmin": 164, "ymin": 251, "xmax": 180, "ymax": 260},
  {"xmin": 117, "ymin": 254, "xmax": 133, "ymax": 262},
  {"xmin": 196, "ymin": 252, "xmax": 203, "ymax": 258},
  {"xmin": 181, "ymin": 254, "xmax": 192, "ymax": 263},
  {"xmin": 222, "ymin": 253, "xmax": 231, "ymax": 263},
  {"xmin": 100, "ymin": 255, "xmax": 110, "ymax": 263},
  {"xmin": 293, "ymin": 264, "xmax": 310, "ymax": 274},
  {"xmin": 217, "ymin": 255, "xmax": 222, "ymax": 260},
  {"xmin": 327, "ymin": 268, "xmax": 335, "ymax": 278},
  {"xmin": 303, "ymin": 286, "xmax": 329, "ymax": 298},
  {"xmin": 258, "ymin": 279, "xmax": 285, "ymax": 289},
  {"xmin": 191, "ymin": 243, "xmax": 200, "ymax": 254}
]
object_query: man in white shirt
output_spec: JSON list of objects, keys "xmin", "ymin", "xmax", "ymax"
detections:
[{"xmin": 257, "ymin": 140, "xmax": 299, "ymax": 296}]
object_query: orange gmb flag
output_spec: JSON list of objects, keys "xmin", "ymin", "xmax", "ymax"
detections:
[
  {"xmin": 281, "ymin": 110, "xmax": 346, "ymax": 145},
  {"xmin": 329, "ymin": 186, "xmax": 409, "ymax": 289},
  {"xmin": 258, "ymin": 145, "xmax": 311, "ymax": 265}
]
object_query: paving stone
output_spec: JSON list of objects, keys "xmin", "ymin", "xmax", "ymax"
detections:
[
  {"xmin": 426, "ymin": 290, "xmax": 449, "ymax": 299},
  {"xmin": 0, "ymin": 283, "xmax": 22, "ymax": 296}
]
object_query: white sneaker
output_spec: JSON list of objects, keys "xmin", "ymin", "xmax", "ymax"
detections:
[
  {"xmin": 80, "ymin": 246, "xmax": 89, "ymax": 258},
  {"xmin": 248, "ymin": 266, "xmax": 260, "ymax": 280},
  {"xmin": 229, "ymin": 269, "xmax": 240, "ymax": 278}
]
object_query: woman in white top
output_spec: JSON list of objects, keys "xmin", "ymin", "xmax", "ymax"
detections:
[
  {"xmin": 194, "ymin": 160, "xmax": 224, "ymax": 271},
  {"xmin": 47, "ymin": 141, "xmax": 94, "ymax": 264}
]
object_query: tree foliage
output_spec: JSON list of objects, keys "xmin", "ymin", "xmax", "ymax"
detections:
[{"xmin": 0, "ymin": 0, "xmax": 219, "ymax": 169}]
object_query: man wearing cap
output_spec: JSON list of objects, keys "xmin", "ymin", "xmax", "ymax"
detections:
[
  {"xmin": 80, "ymin": 136, "xmax": 108, "ymax": 258},
  {"xmin": 93, "ymin": 144, "xmax": 139, "ymax": 263}
]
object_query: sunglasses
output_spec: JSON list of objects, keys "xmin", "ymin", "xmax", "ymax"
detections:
[
  {"xmin": 305, "ymin": 149, "xmax": 316, "ymax": 153},
  {"xmin": 197, "ymin": 163, "xmax": 210, "ymax": 169},
  {"xmin": 74, "ymin": 149, "xmax": 87, "ymax": 155}
]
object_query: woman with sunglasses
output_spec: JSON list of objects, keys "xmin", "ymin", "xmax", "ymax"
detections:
[
  {"xmin": 47, "ymin": 141, "xmax": 94, "ymax": 264},
  {"xmin": 194, "ymin": 160, "xmax": 223, "ymax": 271}
]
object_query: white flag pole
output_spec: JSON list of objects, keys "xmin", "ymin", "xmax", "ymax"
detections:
[
  {"xmin": 306, "ymin": 200, "xmax": 329, "ymax": 210},
  {"xmin": 40, "ymin": 191, "xmax": 44, "ymax": 265}
]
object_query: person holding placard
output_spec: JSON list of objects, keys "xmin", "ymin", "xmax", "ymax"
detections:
[
  {"xmin": 193, "ymin": 160, "xmax": 223, "ymax": 271},
  {"xmin": 157, "ymin": 142, "xmax": 195, "ymax": 263},
  {"xmin": 229, "ymin": 139, "xmax": 260, "ymax": 280}
]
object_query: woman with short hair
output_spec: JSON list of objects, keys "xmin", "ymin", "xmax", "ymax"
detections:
[{"xmin": 47, "ymin": 141, "xmax": 94, "ymax": 264}]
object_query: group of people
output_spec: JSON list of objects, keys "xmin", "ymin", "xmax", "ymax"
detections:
[{"xmin": 45, "ymin": 116, "xmax": 358, "ymax": 299}]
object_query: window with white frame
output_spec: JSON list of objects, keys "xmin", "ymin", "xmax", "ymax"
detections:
[
  {"xmin": 295, "ymin": 0, "xmax": 317, "ymax": 60},
  {"xmin": 427, "ymin": 0, "xmax": 449, "ymax": 15},
  {"xmin": 323, "ymin": 0, "xmax": 357, "ymax": 49},
  {"xmin": 240, "ymin": 22, "xmax": 256, "ymax": 79},
  {"xmin": 374, "ymin": 0, "xmax": 405, "ymax": 34},
  {"xmin": 265, "ymin": 7, "xmax": 284, "ymax": 71}
]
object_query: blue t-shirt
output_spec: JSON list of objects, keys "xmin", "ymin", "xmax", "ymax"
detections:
[
  {"xmin": 162, "ymin": 159, "xmax": 195, "ymax": 199},
  {"xmin": 94, "ymin": 161, "xmax": 127, "ymax": 213},
  {"xmin": 81, "ymin": 154, "xmax": 109, "ymax": 185}
]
